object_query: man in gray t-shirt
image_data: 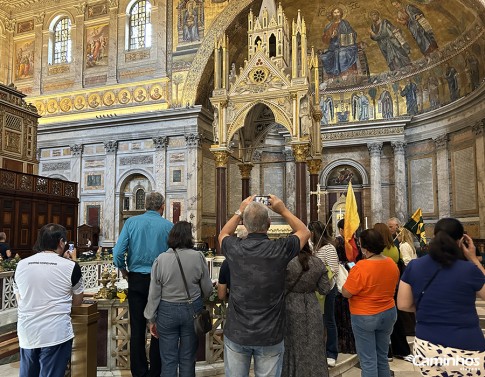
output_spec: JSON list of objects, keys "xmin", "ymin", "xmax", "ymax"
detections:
[{"xmin": 219, "ymin": 195, "xmax": 310, "ymax": 377}]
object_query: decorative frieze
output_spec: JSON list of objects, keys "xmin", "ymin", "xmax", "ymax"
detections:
[
  {"xmin": 48, "ymin": 65, "xmax": 70, "ymax": 75},
  {"xmin": 119, "ymin": 155, "xmax": 153, "ymax": 165},
  {"xmin": 322, "ymin": 127, "xmax": 404, "ymax": 141},
  {"xmin": 42, "ymin": 161, "xmax": 70, "ymax": 171},
  {"xmin": 125, "ymin": 50, "xmax": 150, "ymax": 62}
]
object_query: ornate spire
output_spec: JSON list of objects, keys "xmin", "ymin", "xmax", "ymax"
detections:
[{"xmin": 259, "ymin": 0, "xmax": 277, "ymax": 20}]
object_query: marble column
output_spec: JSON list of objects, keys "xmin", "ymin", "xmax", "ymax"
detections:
[
  {"xmin": 391, "ymin": 141, "xmax": 407, "ymax": 223},
  {"xmin": 238, "ymin": 163, "xmax": 253, "ymax": 200},
  {"xmin": 153, "ymin": 136, "xmax": 168, "ymax": 195},
  {"xmin": 212, "ymin": 150, "xmax": 230, "ymax": 254},
  {"xmin": 292, "ymin": 143, "xmax": 310, "ymax": 224},
  {"xmin": 185, "ymin": 134, "xmax": 202, "ymax": 242},
  {"xmin": 251, "ymin": 151, "xmax": 262, "ymax": 197},
  {"xmin": 434, "ymin": 134, "xmax": 450, "ymax": 218},
  {"xmin": 368, "ymin": 142, "xmax": 383, "ymax": 224},
  {"xmin": 284, "ymin": 149, "xmax": 296, "ymax": 214},
  {"xmin": 473, "ymin": 121, "xmax": 485, "ymax": 237},
  {"xmin": 69, "ymin": 144, "xmax": 84, "ymax": 199},
  {"xmin": 107, "ymin": 1, "xmax": 119, "ymax": 84},
  {"xmin": 307, "ymin": 159, "xmax": 322, "ymax": 222},
  {"xmin": 102, "ymin": 140, "xmax": 118, "ymax": 247}
]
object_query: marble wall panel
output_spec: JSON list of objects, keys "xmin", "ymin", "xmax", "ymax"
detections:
[
  {"xmin": 408, "ymin": 156, "xmax": 435, "ymax": 215},
  {"xmin": 202, "ymin": 157, "xmax": 216, "ymax": 214},
  {"xmin": 451, "ymin": 146, "xmax": 478, "ymax": 213},
  {"xmin": 263, "ymin": 164, "xmax": 284, "ymax": 199},
  {"xmin": 228, "ymin": 162, "xmax": 242, "ymax": 214}
]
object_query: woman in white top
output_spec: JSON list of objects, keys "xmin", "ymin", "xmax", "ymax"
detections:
[
  {"xmin": 398, "ymin": 228, "xmax": 417, "ymax": 266},
  {"xmin": 308, "ymin": 220, "xmax": 339, "ymax": 367}
]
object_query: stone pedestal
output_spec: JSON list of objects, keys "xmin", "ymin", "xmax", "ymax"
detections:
[{"xmin": 71, "ymin": 303, "xmax": 99, "ymax": 377}]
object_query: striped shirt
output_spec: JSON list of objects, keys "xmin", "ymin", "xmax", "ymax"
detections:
[{"xmin": 315, "ymin": 244, "xmax": 339, "ymax": 289}]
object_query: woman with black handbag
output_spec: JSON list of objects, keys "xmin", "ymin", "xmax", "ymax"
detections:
[{"xmin": 144, "ymin": 221, "xmax": 213, "ymax": 377}]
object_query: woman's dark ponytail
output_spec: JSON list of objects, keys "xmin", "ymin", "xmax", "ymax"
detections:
[
  {"xmin": 298, "ymin": 243, "xmax": 311, "ymax": 271},
  {"xmin": 428, "ymin": 218, "xmax": 465, "ymax": 267}
]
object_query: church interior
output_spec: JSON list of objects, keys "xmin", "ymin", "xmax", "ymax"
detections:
[
  {"xmin": 0, "ymin": 0, "xmax": 484, "ymax": 374},
  {"xmin": 0, "ymin": 0, "xmax": 484, "ymax": 247}
]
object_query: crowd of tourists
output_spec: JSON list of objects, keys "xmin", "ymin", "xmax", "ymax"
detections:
[{"xmin": 13, "ymin": 191, "xmax": 485, "ymax": 377}]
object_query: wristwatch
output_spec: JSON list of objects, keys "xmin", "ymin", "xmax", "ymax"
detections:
[{"xmin": 234, "ymin": 209, "xmax": 242, "ymax": 218}]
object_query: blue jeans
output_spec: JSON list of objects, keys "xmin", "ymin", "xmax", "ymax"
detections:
[
  {"xmin": 157, "ymin": 297, "xmax": 202, "ymax": 377},
  {"xmin": 351, "ymin": 307, "xmax": 397, "ymax": 377},
  {"xmin": 20, "ymin": 339, "xmax": 72, "ymax": 377},
  {"xmin": 324, "ymin": 284, "xmax": 338, "ymax": 359},
  {"xmin": 224, "ymin": 336, "xmax": 284, "ymax": 377}
]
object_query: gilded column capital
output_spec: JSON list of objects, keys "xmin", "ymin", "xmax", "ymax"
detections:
[
  {"xmin": 212, "ymin": 150, "xmax": 230, "ymax": 168},
  {"xmin": 433, "ymin": 134, "xmax": 448, "ymax": 150},
  {"xmin": 291, "ymin": 143, "xmax": 310, "ymax": 163},
  {"xmin": 238, "ymin": 163, "xmax": 253, "ymax": 179},
  {"xmin": 307, "ymin": 159, "xmax": 322, "ymax": 175},
  {"xmin": 367, "ymin": 142, "xmax": 383, "ymax": 157}
]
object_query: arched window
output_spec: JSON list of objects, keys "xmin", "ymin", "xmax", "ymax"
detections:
[
  {"xmin": 129, "ymin": 0, "xmax": 152, "ymax": 50},
  {"xmin": 135, "ymin": 188, "xmax": 145, "ymax": 210},
  {"xmin": 53, "ymin": 17, "xmax": 72, "ymax": 64}
]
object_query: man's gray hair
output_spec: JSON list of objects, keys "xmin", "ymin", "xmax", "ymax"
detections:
[
  {"xmin": 0, "ymin": 232, "xmax": 6, "ymax": 241},
  {"xmin": 145, "ymin": 192, "xmax": 165, "ymax": 211},
  {"xmin": 243, "ymin": 202, "xmax": 270, "ymax": 233},
  {"xmin": 388, "ymin": 217, "xmax": 401, "ymax": 226}
]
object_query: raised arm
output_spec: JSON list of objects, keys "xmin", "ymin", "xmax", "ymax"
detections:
[
  {"xmin": 269, "ymin": 195, "xmax": 310, "ymax": 250},
  {"xmin": 218, "ymin": 196, "xmax": 254, "ymax": 246}
]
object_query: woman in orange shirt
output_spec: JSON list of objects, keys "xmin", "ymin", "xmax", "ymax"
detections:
[{"xmin": 342, "ymin": 229, "xmax": 399, "ymax": 377}]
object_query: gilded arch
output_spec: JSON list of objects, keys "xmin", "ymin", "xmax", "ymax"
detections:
[
  {"xmin": 181, "ymin": 0, "xmax": 253, "ymax": 105},
  {"xmin": 226, "ymin": 99, "xmax": 293, "ymax": 144}
]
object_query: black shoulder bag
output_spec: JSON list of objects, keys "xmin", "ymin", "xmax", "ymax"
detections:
[
  {"xmin": 415, "ymin": 267, "xmax": 441, "ymax": 311},
  {"xmin": 174, "ymin": 250, "xmax": 212, "ymax": 336}
]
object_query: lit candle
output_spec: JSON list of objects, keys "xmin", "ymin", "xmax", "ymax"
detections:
[{"xmin": 365, "ymin": 216, "xmax": 368, "ymax": 229}]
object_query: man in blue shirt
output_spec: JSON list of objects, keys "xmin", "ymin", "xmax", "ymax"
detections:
[{"xmin": 113, "ymin": 191, "xmax": 173, "ymax": 377}]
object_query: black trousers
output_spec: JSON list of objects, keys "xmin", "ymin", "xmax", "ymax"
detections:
[{"xmin": 128, "ymin": 272, "xmax": 161, "ymax": 377}]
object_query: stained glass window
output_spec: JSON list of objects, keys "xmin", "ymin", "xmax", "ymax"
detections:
[
  {"xmin": 129, "ymin": 0, "xmax": 152, "ymax": 50},
  {"xmin": 135, "ymin": 189, "xmax": 145, "ymax": 210},
  {"xmin": 53, "ymin": 18, "xmax": 72, "ymax": 64}
]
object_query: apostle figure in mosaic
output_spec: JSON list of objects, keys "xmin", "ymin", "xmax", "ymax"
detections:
[
  {"xmin": 445, "ymin": 63, "xmax": 459, "ymax": 102},
  {"xmin": 391, "ymin": 0, "xmax": 438, "ymax": 57},
  {"xmin": 369, "ymin": 10, "xmax": 411, "ymax": 71},
  {"xmin": 400, "ymin": 79, "xmax": 419, "ymax": 115},
  {"xmin": 352, "ymin": 92, "xmax": 370, "ymax": 121}
]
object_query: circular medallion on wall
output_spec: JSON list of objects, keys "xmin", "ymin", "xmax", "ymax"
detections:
[
  {"xmin": 35, "ymin": 101, "xmax": 45, "ymax": 115},
  {"xmin": 88, "ymin": 93, "xmax": 101, "ymax": 108},
  {"xmin": 46, "ymin": 99, "xmax": 58, "ymax": 113},
  {"xmin": 60, "ymin": 97, "xmax": 72, "ymax": 112},
  {"xmin": 134, "ymin": 87, "xmax": 147, "ymax": 102},
  {"xmin": 118, "ymin": 89, "xmax": 131, "ymax": 105},
  {"xmin": 149, "ymin": 84, "xmax": 165, "ymax": 101},
  {"xmin": 74, "ymin": 95, "xmax": 86, "ymax": 110},
  {"xmin": 103, "ymin": 91, "xmax": 116, "ymax": 106}
]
